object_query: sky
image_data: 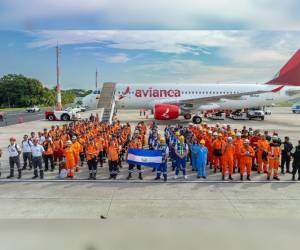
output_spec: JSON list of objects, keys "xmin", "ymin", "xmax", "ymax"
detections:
[{"xmin": 0, "ymin": 1, "xmax": 300, "ymax": 90}]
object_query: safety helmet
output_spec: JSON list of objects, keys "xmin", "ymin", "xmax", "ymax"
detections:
[
  {"xmin": 175, "ymin": 131, "xmax": 180, "ymax": 136},
  {"xmin": 213, "ymin": 132, "xmax": 218, "ymax": 136},
  {"xmin": 160, "ymin": 137, "xmax": 166, "ymax": 142},
  {"xmin": 231, "ymin": 132, "xmax": 236, "ymax": 136},
  {"xmin": 244, "ymin": 139, "xmax": 250, "ymax": 144},
  {"xmin": 208, "ymin": 130, "xmax": 212, "ymax": 134},
  {"xmin": 236, "ymin": 132, "xmax": 241, "ymax": 137},
  {"xmin": 218, "ymin": 133, "xmax": 223, "ymax": 137},
  {"xmin": 200, "ymin": 139, "xmax": 205, "ymax": 144},
  {"xmin": 227, "ymin": 137, "xmax": 233, "ymax": 141},
  {"xmin": 72, "ymin": 136, "xmax": 77, "ymax": 140},
  {"xmin": 67, "ymin": 140, "xmax": 72, "ymax": 145}
]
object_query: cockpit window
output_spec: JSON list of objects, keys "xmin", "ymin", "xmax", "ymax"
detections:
[{"xmin": 93, "ymin": 90, "xmax": 101, "ymax": 94}]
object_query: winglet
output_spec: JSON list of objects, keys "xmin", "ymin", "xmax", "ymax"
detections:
[{"xmin": 271, "ymin": 85, "xmax": 284, "ymax": 93}]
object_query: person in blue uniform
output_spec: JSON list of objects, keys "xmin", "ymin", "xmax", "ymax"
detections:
[
  {"xmin": 175, "ymin": 136, "xmax": 189, "ymax": 179},
  {"xmin": 155, "ymin": 137, "xmax": 169, "ymax": 181},
  {"xmin": 196, "ymin": 140, "xmax": 208, "ymax": 179}
]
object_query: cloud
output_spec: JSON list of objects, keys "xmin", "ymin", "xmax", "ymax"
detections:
[
  {"xmin": 1, "ymin": 0, "xmax": 300, "ymax": 29},
  {"xmin": 94, "ymin": 53, "xmax": 131, "ymax": 64}
]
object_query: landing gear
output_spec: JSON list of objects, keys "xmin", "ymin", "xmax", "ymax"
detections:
[
  {"xmin": 184, "ymin": 113, "xmax": 192, "ymax": 120},
  {"xmin": 192, "ymin": 115, "xmax": 202, "ymax": 124}
]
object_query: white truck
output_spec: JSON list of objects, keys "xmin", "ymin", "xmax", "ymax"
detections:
[
  {"xmin": 45, "ymin": 110, "xmax": 81, "ymax": 121},
  {"xmin": 26, "ymin": 106, "xmax": 40, "ymax": 112}
]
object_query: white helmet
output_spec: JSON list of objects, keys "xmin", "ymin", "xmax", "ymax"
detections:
[
  {"xmin": 236, "ymin": 132, "xmax": 241, "ymax": 137},
  {"xmin": 244, "ymin": 139, "xmax": 250, "ymax": 144},
  {"xmin": 213, "ymin": 132, "xmax": 218, "ymax": 136}
]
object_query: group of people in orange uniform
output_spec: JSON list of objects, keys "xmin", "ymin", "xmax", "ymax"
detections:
[{"xmin": 3, "ymin": 115, "xmax": 300, "ymax": 181}]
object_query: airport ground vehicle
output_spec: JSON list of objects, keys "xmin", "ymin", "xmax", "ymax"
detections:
[
  {"xmin": 26, "ymin": 106, "xmax": 40, "ymax": 112},
  {"xmin": 292, "ymin": 104, "xmax": 300, "ymax": 113},
  {"xmin": 247, "ymin": 110, "xmax": 265, "ymax": 120},
  {"xmin": 45, "ymin": 110, "xmax": 80, "ymax": 121}
]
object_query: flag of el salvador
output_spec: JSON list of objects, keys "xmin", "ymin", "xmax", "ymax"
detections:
[{"xmin": 127, "ymin": 148, "xmax": 162, "ymax": 168}]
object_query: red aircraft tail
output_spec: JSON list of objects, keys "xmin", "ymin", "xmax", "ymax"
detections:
[{"xmin": 266, "ymin": 49, "xmax": 300, "ymax": 86}]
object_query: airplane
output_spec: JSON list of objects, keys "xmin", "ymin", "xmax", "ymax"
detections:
[{"xmin": 82, "ymin": 49, "xmax": 300, "ymax": 124}]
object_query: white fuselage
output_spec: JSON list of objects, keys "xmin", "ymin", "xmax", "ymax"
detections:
[{"xmin": 82, "ymin": 83, "xmax": 300, "ymax": 111}]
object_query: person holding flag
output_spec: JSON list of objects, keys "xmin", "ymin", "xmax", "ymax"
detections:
[{"xmin": 154, "ymin": 137, "xmax": 169, "ymax": 181}]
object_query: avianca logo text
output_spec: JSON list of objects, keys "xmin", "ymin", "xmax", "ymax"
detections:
[
  {"xmin": 118, "ymin": 86, "xmax": 181, "ymax": 99},
  {"xmin": 118, "ymin": 86, "xmax": 130, "ymax": 100}
]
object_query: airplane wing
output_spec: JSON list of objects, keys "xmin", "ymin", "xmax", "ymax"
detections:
[{"xmin": 162, "ymin": 85, "xmax": 284, "ymax": 108}]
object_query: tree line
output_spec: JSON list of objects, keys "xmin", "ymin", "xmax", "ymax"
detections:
[{"xmin": 0, "ymin": 74, "xmax": 91, "ymax": 108}]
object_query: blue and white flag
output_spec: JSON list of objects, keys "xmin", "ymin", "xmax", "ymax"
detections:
[{"xmin": 127, "ymin": 148, "xmax": 162, "ymax": 168}]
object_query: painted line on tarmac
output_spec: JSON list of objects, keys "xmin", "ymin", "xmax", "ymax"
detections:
[{"xmin": 0, "ymin": 179, "xmax": 298, "ymax": 184}]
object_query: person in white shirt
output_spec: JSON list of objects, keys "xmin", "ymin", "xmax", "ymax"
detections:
[
  {"xmin": 21, "ymin": 134, "xmax": 33, "ymax": 170},
  {"xmin": 31, "ymin": 137, "xmax": 45, "ymax": 179},
  {"xmin": 7, "ymin": 137, "xmax": 22, "ymax": 179},
  {"xmin": 38, "ymin": 132, "xmax": 45, "ymax": 145}
]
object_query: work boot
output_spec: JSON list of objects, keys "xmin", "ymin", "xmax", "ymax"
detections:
[
  {"xmin": 267, "ymin": 176, "xmax": 270, "ymax": 181},
  {"xmin": 40, "ymin": 170, "xmax": 44, "ymax": 179},
  {"xmin": 287, "ymin": 170, "xmax": 292, "ymax": 174},
  {"xmin": 213, "ymin": 168, "xmax": 217, "ymax": 173},
  {"xmin": 22, "ymin": 166, "xmax": 27, "ymax": 171},
  {"xmin": 202, "ymin": 176, "xmax": 206, "ymax": 179},
  {"xmin": 152, "ymin": 168, "xmax": 156, "ymax": 172},
  {"xmin": 139, "ymin": 173, "xmax": 143, "ymax": 180},
  {"xmin": 222, "ymin": 175, "xmax": 225, "ymax": 181},
  {"xmin": 32, "ymin": 170, "xmax": 38, "ymax": 179},
  {"xmin": 292, "ymin": 175, "xmax": 296, "ymax": 181},
  {"xmin": 273, "ymin": 176, "xmax": 280, "ymax": 181},
  {"xmin": 51, "ymin": 167, "xmax": 55, "ymax": 172},
  {"xmin": 298, "ymin": 175, "xmax": 300, "ymax": 181},
  {"xmin": 154, "ymin": 176, "xmax": 160, "ymax": 180},
  {"xmin": 126, "ymin": 173, "xmax": 132, "ymax": 180},
  {"xmin": 44, "ymin": 168, "xmax": 48, "ymax": 172},
  {"xmin": 240, "ymin": 175, "xmax": 243, "ymax": 181},
  {"xmin": 281, "ymin": 168, "xmax": 285, "ymax": 174},
  {"xmin": 229, "ymin": 175, "xmax": 233, "ymax": 181},
  {"xmin": 93, "ymin": 173, "xmax": 96, "ymax": 180},
  {"xmin": 88, "ymin": 173, "xmax": 93, "ymax": 180},
  {"xmin": 6, "ymin": 169, "xmax": 14, "ymax": 179},
  {"xmin": 17, "ymin": 169, "xmax": 22, "ymax": 179},
  {"xmin": 247, "ymin": 175, "xmax": 251, "ymax": 181},
  {"xmin": 233, "ymin": 168, "xmax": 236, "ymax": 174},
  {"xmin": 257, "ymin": 171, "xmax": 261, "ymax": 174},
  {"xmin": 163, "ymin": 175, "xmax": 167, "ymax": 182}
]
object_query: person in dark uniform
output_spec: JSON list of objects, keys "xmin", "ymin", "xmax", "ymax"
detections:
[
  {"xmin": 280, "ymin": 136, "xmax": 293, "ymax": 174},
  {"xmin": 292, "ymin": 140, "xmax": 300, "ymax": 181}
]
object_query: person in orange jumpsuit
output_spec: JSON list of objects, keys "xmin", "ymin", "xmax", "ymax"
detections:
[
  {"xmin": 53, "ymin": 136, "xmax": 64, "ymax": 166},
  {"xmin": 43, "ymin": 138, "xmax": 54, "ymax": 172},
  {"xmin": 240, "ymin": 139, "xmax": 255, "ymax": 181},
  {"xmin": 64, "ymin": 140, "xmax": 76, "ymax": 178},
  {"xmin": 257, "ymin": 134, "xmax": 270, "ymax": 174},
  {"xmin": 71, "ymin": 136, "xmax": 81, "ymax": 172},
  {"xmin": 234, "ymin": 132, "xmax": 243, "ymax": 173},
  {"xmin": 212, "ymin": 133, "xmax": 225, "ymax": 173},
  {"xmin": 205, "ymin": 130, "xmax": 213, "ymax": 169},
  {"xmin": 267, "ymin": 136, "xmax": 281, "ymax": 181},
  {"xmin": 86, "ymin": 138, "xmax": 99, "ymax": 180},
  {"xmin": 222, "ymin": 137, "xmax": 235, "ymax": 180},
  {"xmin": 107, "ymin": 139, "xmax": 120, "ymax": 179}
]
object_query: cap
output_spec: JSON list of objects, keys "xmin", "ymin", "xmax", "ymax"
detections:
[{"xmin": 200, "ymin": 139, "xmax": 205, "ymax": 144}]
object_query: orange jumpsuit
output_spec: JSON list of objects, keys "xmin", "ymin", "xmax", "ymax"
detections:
[
  {"xmin": 234, "ymin": 138, "xmax": 244, "ymax": 170},
  {"xmin": 257, "ymin": 139, "xmax": 270, "ymax": 172},
  {"xmin": 268, "ymin": 145, "xmax": 280, "ymax": 177},
  {"xmin": 71, "ymin": 141, "xmax": 81, "ymax": 171},
  {"xmin": 212, "ymin": 138, "xmax": 225, "ymax": 170},
  {"xmin": 240, "ymin": 145, "xmax": 255, "ymax": 176},
  {"xmin": 64, "ymin": 147, "xmax": 75, "ymax": 177},
  {"xmin": 222, "ymin": 142, "xmax": 235, "ymax": 176}
]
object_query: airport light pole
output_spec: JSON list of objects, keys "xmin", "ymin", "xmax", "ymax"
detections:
[
  {"xmin": 96, "ymin": 68, "xmax": 98, "ymax": 90},
  {"xmin": 55, "ymin": 44, "xmax": 62, "ymax": 111}
]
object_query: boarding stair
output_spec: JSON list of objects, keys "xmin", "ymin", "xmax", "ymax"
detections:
[{"xmin": 97, "ymin": 82, "xmax": 116, "ymax": 123}]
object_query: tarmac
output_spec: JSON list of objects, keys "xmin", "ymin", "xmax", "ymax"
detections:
[{"xmin": 0, "ymin": 107, "xmax": 300, "ymax": 219}]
